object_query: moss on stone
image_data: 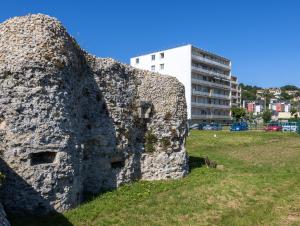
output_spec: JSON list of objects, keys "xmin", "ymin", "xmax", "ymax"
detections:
[
  {"xmin": 144, "ymin": 130, "xmax": 158, "ymax": 152},
  {"xmin": 161, "ymin": 137, "xmax": 171, "ymax": 148},
  {"xmin": 0, "ymin": 173, "xmax": 5, "ymax": 186},
  {"xmin": 164, "ymin": 111, "xmax": 172, "ymax": 120}
]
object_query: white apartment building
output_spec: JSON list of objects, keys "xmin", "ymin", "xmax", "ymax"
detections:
[{"xmin": 130, "ymin": 44, "xmax": 240, "ymax": 124}]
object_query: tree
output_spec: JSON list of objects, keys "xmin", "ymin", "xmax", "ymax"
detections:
[
  {"xmin": 231, "ymin": 107, "xmax": 246, "ymax": 121},
  {"xmin": 262, "ymin": 110, "xmax": 272, "ymax": 123},
  {"xmin": 240, "ymin": 83, "xmax": 262, "ymax": 102},
  {"xmin": 245, "ymin": 112, "xmax": 257, "ymax": 123},
  {"xmin": 290, "ymin": 107, "xmax": 298, "ymax": 119},
  {"xmin": 281, "ymin": 85, "xmax": 299, "ymax": 91},
  {"xmin": 242, "ymin": 90, "xmax": 256, "ymax": 101},
  {"xmin": 280, "ymin": 92, "xmax": 292, "ymax": 101},
  {"xmin": 263, "ymin": 90, "xmax": 274, "ymax": 107}
]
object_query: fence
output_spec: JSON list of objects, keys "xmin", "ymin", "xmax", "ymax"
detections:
[
  {"xmin": 220, "ymin": 124, "xmax": 265, "ymax": 131},
  {"xmin": 197, "ymin": 123, "xmax": 299, "ymax": 132}
]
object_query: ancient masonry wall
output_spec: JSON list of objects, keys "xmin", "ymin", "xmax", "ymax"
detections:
[{"xmin": 0, "ymin": 14, "xmax": 188, "ymax": 215}]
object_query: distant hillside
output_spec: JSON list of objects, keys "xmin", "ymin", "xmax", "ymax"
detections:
[
  {"xmin": 280, "ymin": 85, "xmax": 300, "ymax": 91},
  {"xmin": 240, "ymin": 84, "xmax": 300, "ymax": 103},
  {"xmin": 239, "ymin": 83, "xmax": 262, "ymax": 101}
]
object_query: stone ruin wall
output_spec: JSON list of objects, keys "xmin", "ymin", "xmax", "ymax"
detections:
[{"xmin": 0, "ymin": 14, "xmax": 188, "ymax": 215}]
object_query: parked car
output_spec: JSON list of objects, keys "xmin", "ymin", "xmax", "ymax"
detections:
[
  {"xmin": 230, "ymin": 122, "xmax": 248, "ymax": 131},
  {"xmin": 189, "ymin": 123, "xmax": 206, "ymax": 130},
  {"xmin": 189, "ymin": 124, "xmax": 200, "ymax": 130},
  {"xmin": 203, "ymin": 123, "xmax": 222, "ymax": 131},
  {"xmin": 265, "ymin": 122, "xmax": 282, "ymax": 132},
  {"xmin": 282, "ymin": 122, "xmax": 298, "ymax": 132},
  {"xmin": 198, "ymin": 123, "xmax": 206, "ymax": 130}
]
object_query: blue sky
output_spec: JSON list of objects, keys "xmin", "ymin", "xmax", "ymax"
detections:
[{"xmin": 1, "ymin": 0, "xmax": 300, "ymax": 87}]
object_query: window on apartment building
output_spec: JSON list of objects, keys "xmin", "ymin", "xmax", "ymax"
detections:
[
  {"xmin": 135, "ymin": 58, "xmax": 139, "ymax": 64},
  {"xmin": 160, "ymin": 52, "xmax": 164, "ymax": 59},
  {"xmin": 151, "ymin": 65, "xmax": 155, "ymax": 71},
  {"xmin": 160, "ymin": 64, "xmax": 164, "ymax": 70},
  {"xmin": 151, "ymin": 54, "xmax": 155, "ymax": 61}
]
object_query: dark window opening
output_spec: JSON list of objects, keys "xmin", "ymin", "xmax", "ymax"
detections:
[
  {"xmin": 111, "ymin": 159, "xmax": 125, "ymax": 169},
  {"xmin": 37, "ymin": 202, "xmax": 46, "ymax": 213},
  {"xmin": 30, "ymin": 151, "xmax": 57, "ymax": 166},
  {"xmin": 96, "ymin": 93, "xmax": 102, "ymax": 102},
  {"xmin": 83, "ymin": 149, "xmax": 90, "ymax": 160},
  {"xmin": 102, "ymin": 102, "xmax": 107, "ymax": 110},
  {"xmin": 82, "ymin": 88, "xmax": 90, "ymax": 97},
  {"xmin": 76, "ymin": 192, "xmax": 81, "ymax": 203}
]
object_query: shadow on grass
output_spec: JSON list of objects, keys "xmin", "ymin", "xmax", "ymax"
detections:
[
  {"xmin": 189, "ymin": 156, "xmax": 207, "ymax": 171},
  {"xmin": 8, "ymin": 213, "xmax": 73, "ymax": 226}
]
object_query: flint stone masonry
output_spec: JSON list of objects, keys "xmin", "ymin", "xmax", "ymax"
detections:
[{"xmin": 0, "ymin": 14, "xmax": 188, "ymax": 215}]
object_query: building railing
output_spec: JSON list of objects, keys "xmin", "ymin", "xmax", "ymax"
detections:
[
  {"xmin": 192, "ymin": 90, "xmax": 231, "ymax": 100},
  {"xmin": 191, "ymin": 78, "xmax": 231, "ymax": 90},
  {"xmin": 211, "ymin": 93, "xmax": 231, "ymax": 100},
  {"xmin": 192, "ymin": 90, "xmax": 210, "ymax": 97},
  {"xmin": 191, "ymin": 102, "xmax": 231, "ymax": 109},
  {"xmin": 191, "ymin": 55, "xmax": 231, "ymax": 70},
  {"xmin": 191, "ymin": 65, "xmax": 230, "ymax": 80},
  {"xmin": 191, "ymin": 114, "xmax": 232, "ymax": 119}
]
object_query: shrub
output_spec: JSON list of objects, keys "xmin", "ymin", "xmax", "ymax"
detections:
[
  {"xmin": 160, "ymin": 137, "xmax": 171, "ymax": 148},
  {"xmin": 144, "ymin": 130, "xmax": 157, "ymax": 152},
  {"xmin": 0, "ymin": 172, "xmax": 5, "ymax": 186},
  {"xmin": 164, "ymin": 111, "xmax": 172, "ymax": 121},
  {"xmin": 262, "ymin": 110, "xmax": 272, "ymax": 123}
]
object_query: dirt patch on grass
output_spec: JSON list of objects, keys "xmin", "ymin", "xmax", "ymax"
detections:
[{"xmin": 279, "ymin": 196, "xmax": 300, "ymax": 225}]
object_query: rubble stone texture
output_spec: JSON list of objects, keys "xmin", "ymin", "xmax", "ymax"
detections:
[{"xmin": 0, "ymin": 14, "xmax": 188, "ymax": 215}]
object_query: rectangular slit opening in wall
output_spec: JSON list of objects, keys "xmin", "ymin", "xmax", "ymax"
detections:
[
  {"xmin": 30, "ymin": 151, "xmax": 57, "ymax": 166},
  {"xmin": 111, "ymin": 159, "xmax": 125, "ymax": 169}
]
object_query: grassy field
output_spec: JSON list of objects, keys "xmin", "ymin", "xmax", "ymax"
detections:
[{"xmin": 10, "ymin": 131, "xmax": 300, "ymax": 226}]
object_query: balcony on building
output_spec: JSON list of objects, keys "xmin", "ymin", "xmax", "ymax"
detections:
[
  {"xmin": 191, "ymin": 102, "xmax": 231, "ymax": 109},
  {"xmin": 191, "ymin": 63, "xmax": 230, "ymax": 80},
  {"xmin": 191, "ymin": 114, "xmax": 232, "ymax": 119},
  {"xmin": 191, "ymin": 47, "xmax": 231, "ymax": 71},
  {"xmin": 191, "ymin": 73, "xmax": 231, "ymax": 90},
  {"xmin": 191, "ymin": 107, "xmax": 231, "ymax": 119}
]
